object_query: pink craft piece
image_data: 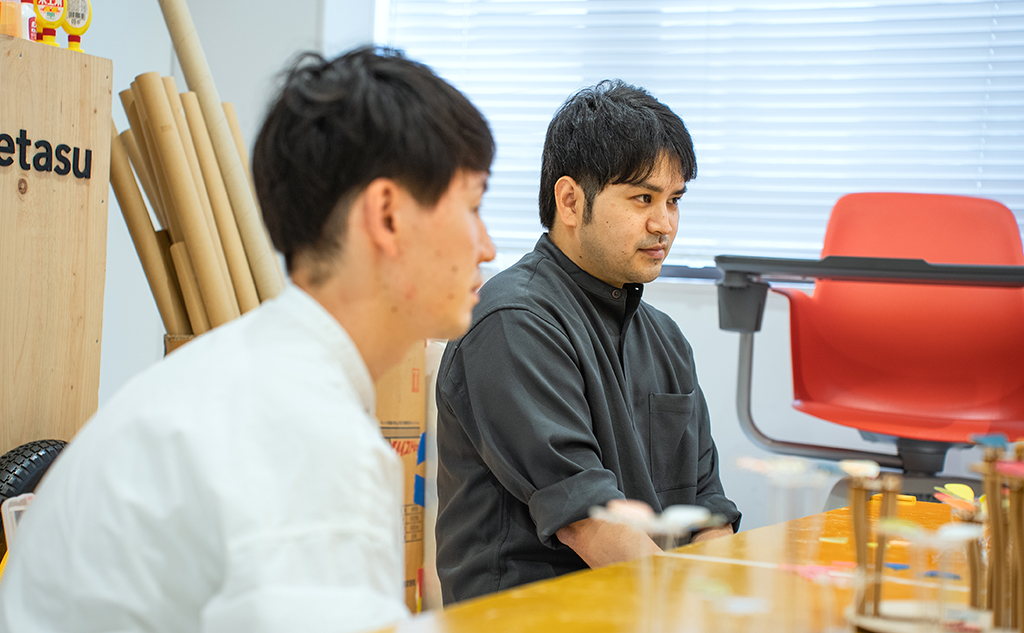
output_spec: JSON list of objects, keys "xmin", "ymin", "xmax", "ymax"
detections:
[
  {"xmin": 934, "ymin": 492, "xmax": 975, "ymax": 512},
  {"xmin": 995, "ymin": 461, "xmax": 1024, "ymax": 478}
]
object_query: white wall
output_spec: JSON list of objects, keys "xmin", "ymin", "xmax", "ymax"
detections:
[{"xmin": 95, "ymin": 0, "xmax": 335, "ymax": 405}]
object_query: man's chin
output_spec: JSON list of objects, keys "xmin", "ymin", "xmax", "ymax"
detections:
[
  {"xmin": 631, "ymin": 263, "xmax": 664, "ymax": 284},
  {"xmin": 435, "ymin": 314, "xmax": 474, "ymax": 341}
]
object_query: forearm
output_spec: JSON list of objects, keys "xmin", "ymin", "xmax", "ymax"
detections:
[
  {"xmin": 689, "ymin": 523, "xmax": 734, "ymax": 544},
  {"xmin": 555, "ymin": 517, "xmax": 661, "ymax": 569}
]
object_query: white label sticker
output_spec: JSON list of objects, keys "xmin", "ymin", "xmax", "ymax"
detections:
[{"xmin": 64, "ymin": 0, "xmax": 87, "ymax": 28}]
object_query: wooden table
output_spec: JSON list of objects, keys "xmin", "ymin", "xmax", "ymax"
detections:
[{"xmin": 378, "ymin": 501, "xmax": 962, "ymax": 632}]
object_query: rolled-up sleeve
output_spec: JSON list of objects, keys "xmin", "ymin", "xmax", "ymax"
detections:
[{"xmin": 442, "ymin": 309, "xmax": 623, "ymax": 546}]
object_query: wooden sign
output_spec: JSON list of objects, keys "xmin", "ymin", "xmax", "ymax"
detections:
[{"xmin": 0, "ymin": 35, "xmax": 112, "ymax": 453}]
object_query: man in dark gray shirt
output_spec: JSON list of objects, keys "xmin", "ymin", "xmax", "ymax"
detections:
[{"xmin": 435, "ymin": 80, "xmax": 741, "ymax": 604}]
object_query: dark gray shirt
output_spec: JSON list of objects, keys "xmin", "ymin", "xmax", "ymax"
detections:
[{"xmin": 435, "ymin": 234, "xmax": 740, "ymax": 604}]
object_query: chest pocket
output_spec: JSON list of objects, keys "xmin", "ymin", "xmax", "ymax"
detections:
[{"xmin": 648, "ymin": 392, "xmax": 698, "ymax": 496}]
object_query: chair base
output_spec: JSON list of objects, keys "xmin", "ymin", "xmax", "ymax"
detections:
[{"xmin": 823, "ymin": 473, "xmax": 983, "ymax": 512}]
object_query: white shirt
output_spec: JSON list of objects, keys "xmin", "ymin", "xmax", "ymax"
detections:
[{"xmin": 0, "ymin": 285, "xmax": 409, "ymax": 633}]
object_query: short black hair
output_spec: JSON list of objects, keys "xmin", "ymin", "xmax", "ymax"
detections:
[
  {"xmin": 253, "ymin": 46, "xmax": 494, "ymax": 273},
  {"xmin": 538, "ymin": 80, "xmax": 697, "ymax": 230}
]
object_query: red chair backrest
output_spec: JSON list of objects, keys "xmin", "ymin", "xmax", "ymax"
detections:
[{"xmin": 785, "ymin": 193, "xmax": 1024, "ymax": 439}]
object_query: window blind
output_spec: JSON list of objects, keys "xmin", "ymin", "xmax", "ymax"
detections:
[{"xmin": 373, "ymin": 0, "xmax": 1024, "ymax": 270}]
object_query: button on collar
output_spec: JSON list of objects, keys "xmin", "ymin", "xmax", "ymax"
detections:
[{"xmin": 611, "ymin": 289, "xmax": 622, "ymax": 299}]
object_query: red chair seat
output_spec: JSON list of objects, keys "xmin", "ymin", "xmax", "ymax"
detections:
[{"xmin": 776, "ymin": 193, "xmax": 1024, "ymax": 444}]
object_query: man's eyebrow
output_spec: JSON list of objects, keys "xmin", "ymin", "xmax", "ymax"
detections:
[{"xmin": 633, "ymin": 182, "xmax": 688, "ymax": 196}]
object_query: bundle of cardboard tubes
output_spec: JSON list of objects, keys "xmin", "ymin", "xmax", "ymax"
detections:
[{"xmin": 109, "ymin": 0, "xmax": 283, "ymax": 349}]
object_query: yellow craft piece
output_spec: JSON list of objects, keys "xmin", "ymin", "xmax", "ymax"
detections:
[
  {"xmin": 943, "ymin": 483, "xmax": 975, "ymax": 501},
  {"xmin": 0, "ymin": 552, "xmax": 6, "ymax": 579},
  {"xmin": 870, "ymin": 493, "xmax": 916, "ymax": 505}
]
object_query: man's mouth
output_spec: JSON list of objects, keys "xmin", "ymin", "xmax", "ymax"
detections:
[{"xmin": 639, "ymin": 244, "xmax": 667, "ymax": 259}]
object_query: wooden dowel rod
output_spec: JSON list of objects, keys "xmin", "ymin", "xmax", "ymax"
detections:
[
  {"xmin": 968, "ymin": 536, "xmax": 982, "ymax": 609},
  {"xmin": 1009, "ymin": 481, "xmax": 1024, "ymax": 631},
  {"xmin": 136, "ymin": 71, "xmax": 235, "ymax": 328},
  {"xmin": 169, "ymin": 242, "xmax": 210, "ymax": 335},
  {"xmin": 983, "ymin": 449, "xmax": 1007, "ymax": 626},
  {"xmin": 162, "ymin": 76, "xmax": 239, "ymax": 318},
  {"xmin": 871, "ymin": 475, "xmax": 900, "ymax": 617},
  {"xmin": 1016, "ymin": 447, "xmax": 1024, "ymax": 633},
  {"xmin": 850, "ymin": 479, "xmax": 869, "ymax": 616},
  {"xmin": 157, "ymin": 0, "xmax": 284, "ymax": 302},
  {"xmin": 109, "ymin": 122, "xmax": 191, "ymax": 336},
  {"xmin": 181, "ymin": 91, "xmax": 260, "ymax": 313}
]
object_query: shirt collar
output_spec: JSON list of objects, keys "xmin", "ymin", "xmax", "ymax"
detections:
[
  {"xmin": 534, "ymin": 233, "xmax": 645, "ymax": 304},
  {"xmin": 273, "ymin": 283, "xmax": 377, "ymax": 415}
]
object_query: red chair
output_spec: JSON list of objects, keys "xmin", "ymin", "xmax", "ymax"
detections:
[{"xmin": 721, "ymin": 192, "xmax": 1024, "ymax": 496}]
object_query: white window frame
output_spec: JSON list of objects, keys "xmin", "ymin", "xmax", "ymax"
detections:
[{"xmin": 363, "ymin": 0, "xmax": 1024, "ymax": 275}]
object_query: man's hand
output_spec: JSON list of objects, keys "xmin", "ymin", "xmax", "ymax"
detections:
[
  {"xmin": 555, "ymin": 517, "xmax": 661, "ymax": 569},
  {"xmin": 689, "ymin": 524, "xmax": 734, "ymax": 544}
]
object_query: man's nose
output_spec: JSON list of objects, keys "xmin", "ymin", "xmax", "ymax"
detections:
[
  {"xmin": 478, "ymin": 217, "xmax": 496, "ymax": 262},
  {"xmin": 648, "ymin": 204, "xmax": 673, "ymax": 235}
]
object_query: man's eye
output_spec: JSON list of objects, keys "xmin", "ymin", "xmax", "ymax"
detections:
[
  {"xmin": 669, "ymin": 197, "xmax": 681, "ymax": 206},
  {"xmin": 637, "ymin": 194, "xmax": 652, "ymax": 204}
]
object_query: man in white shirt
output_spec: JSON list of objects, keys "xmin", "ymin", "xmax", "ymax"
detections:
[{"xmin": 0, "ymin": 46, "xmax": 495, "ymax": 633}]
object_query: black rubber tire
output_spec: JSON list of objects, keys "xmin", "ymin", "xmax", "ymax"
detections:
[{"xmin": 0, "ymin": 439, "xmax": 66, "ymax": 500}]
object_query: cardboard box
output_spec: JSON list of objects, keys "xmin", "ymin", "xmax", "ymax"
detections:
[{"xmin": 375, "ymin": 342, "xmax": 427, "ymax": 612}]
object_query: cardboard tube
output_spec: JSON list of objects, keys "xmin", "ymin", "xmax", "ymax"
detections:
[
  {"xmin": 130, "ymin": 85, "xmax": 184, "ymax": 243},
  {"xmin": 155, "ymin": 230, "xmax": 178, "ymax": 301},
  {"xmin": 169, "ymin": 242, "xmax": 211, "ymax": 335},
  {"xmin": 136, "ymin": 71, "xmax": 235, "ymax": 328},
  {"xmin": 222, "ymin": 99, "xmax": 262, "ymax": 205},
  {"xmin": 120, "ymin": 90, "xmax": 169, "ymax": 232},
  {"xmin": 223, "ymin": 101, "xmax": 284, "ymax": 292},
  {"xmin": 118, "ymin": 130, "xmax": 161, "ymax": 230},
  {"xmin": 162, "ymin": 76, "xmax": 239, "ymax": 318},
  {"xmin": 223, "ymin": 102, "xmax": 258, "ymax": 203},
  {"xmin": 110, "ymin": 122, "xmax": 191, "ymax": 336},
  {"xmin": 157, "ymin": 0, "xmax": 284, "ymax": 302},
  {"xmin": 181, "ymin": 91, "xmax": 259, "ymax": 313}
]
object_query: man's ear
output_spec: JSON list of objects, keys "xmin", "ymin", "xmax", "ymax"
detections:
[
  {"xmin": 359, "ymin": 178, "xmax": 402, "ymax": 257},
  {"xmin": 553, "ymin": 175, "xmax": 585, "ymax": 230}
]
